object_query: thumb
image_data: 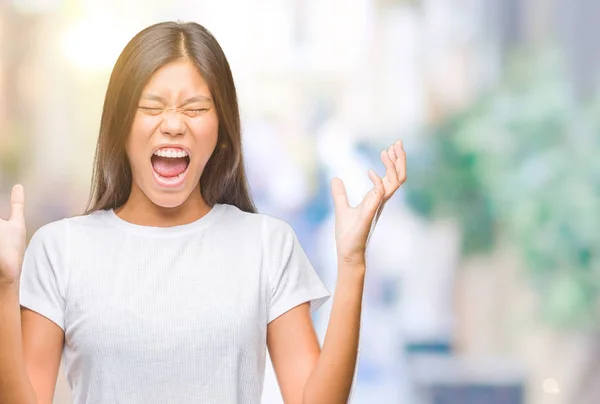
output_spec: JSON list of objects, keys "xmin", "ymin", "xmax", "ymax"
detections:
[
  {"xmin": 9, "ymin": 184, "xmax": 25, "ymax": 223},
  {"xmin": 330, "ymin": 178, "xmax": 349, "ymax": 211}
]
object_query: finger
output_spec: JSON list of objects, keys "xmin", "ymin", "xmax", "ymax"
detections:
[
  {"xmin": 368, "ymin": 168, "xmax": 381, "ymax": 186},
  {"xmin": 362, "ymin": 170, "xmax": 385, "ymax": 243},
  {"xmin": 363, "ymin": 169, "xmax": 385, "ymax": 214},
  {"xmin": 369, "ymin": 167, "xmax": 387, "ymax": 218},
  {"xmin": 395, "ymin": 142, "xmax": 407, "ymax": 184},
  {"xmin": 330, "ymin": 178, "xmax": 349, "ymax": 210},
  {"xmin": 9, "ymin": 184, "xmax": 25, "ymax": 223},
  {"xmin": 387, "ymin": 144, "xmax": 397, "ymax": 162},
  {"xmin": 380, "ymin": 150, "xmax": 399, "ymax": 189},
  {"xmin": 394, "ymin": 139, "xmax": 403, "ymax": 158}
]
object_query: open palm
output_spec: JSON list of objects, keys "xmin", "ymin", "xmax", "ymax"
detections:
[{"xmin": 331, "ymin": 140, "xmax": 406, "ymax": 266}]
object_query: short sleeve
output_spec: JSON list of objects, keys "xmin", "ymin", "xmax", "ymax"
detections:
[
  {"xmin": 19, "ymin": 220, "xmax": 69, "ymax": 331},
  {"xmin": 263, "ymin": 216, "xmax": 331, "ymax": 324}
]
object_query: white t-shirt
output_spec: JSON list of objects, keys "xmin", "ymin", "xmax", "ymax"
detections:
[{"xmin": 19, "ymin": 203, "xmax": 330, "ymax": 404}]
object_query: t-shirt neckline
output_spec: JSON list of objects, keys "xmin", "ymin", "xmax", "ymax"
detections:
[{"xmin": 102, "ymin": 203, "xmax": 225, "ymax": 236}]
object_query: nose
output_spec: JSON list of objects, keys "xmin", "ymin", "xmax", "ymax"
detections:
[{"xmin": 159, "ymin": 109, "xmax": 186, "ymax": 136}]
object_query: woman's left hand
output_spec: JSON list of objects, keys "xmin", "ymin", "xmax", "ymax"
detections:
[{"xmin": 330, "ymin": 139, "xmax": 406, "ymax": 267}]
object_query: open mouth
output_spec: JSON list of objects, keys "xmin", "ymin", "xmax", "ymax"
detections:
[{"xmin": 150, "ymin": 147, "xmax": 191, "ymax": 188}]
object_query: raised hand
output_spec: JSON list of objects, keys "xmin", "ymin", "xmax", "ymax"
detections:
[
  {"xmin": 330, "ymin": 140, "xmax": 406, "ymax": 267},
  {"xmin": 0, "ymin": 185, "xmax": 26, "ymax": 285}
]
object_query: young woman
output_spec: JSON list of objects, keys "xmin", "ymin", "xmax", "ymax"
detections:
[{"xmin": 0, "ymin": 21, "xmax": 406, "ymax": 404}]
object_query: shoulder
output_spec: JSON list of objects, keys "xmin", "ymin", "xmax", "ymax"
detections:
[
  {"xmin": 218, "ymin": 204, "xmax": 290, "ymax": 232},
  {"xmin": 24, "ymin": 218, "xmax": 70, "ymax": 265},
  {"xmin": 258, "ymin": 212, "xmax": 298, "ymax": 252},
  {"xmin": 260, "ymin": 213, "xmax": 294, "ymax": 239},
  {"xmin": 65, "ymin": 209, "xmax": 112, "ymax": 230},
  {"xmin": 29, "ymin": 218, "xmax": 68, "ymax": 245},
  {"xmin": 218, "ymin": 204, "xmax": 296, "ymax": 242},
  {"xmin": 27, "ymin": 210, "xmax": 108, "ymax": 251}
]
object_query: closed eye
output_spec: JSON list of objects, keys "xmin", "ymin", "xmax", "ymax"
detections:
[
  {"xmin": 138, "ymin": 107, "xmax": 209, "ymax": 117},
  {"xmin": 184, "ymin": 108, "xmax": 209, "ymax": 117},
  {"xmin": 138, "ymin": 106, "xmax": 163, "ymax": 115}
]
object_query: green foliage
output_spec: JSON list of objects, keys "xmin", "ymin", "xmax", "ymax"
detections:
[{"xmin": 405, "ymin": 51, "xmax": 600, "ymax": 329}]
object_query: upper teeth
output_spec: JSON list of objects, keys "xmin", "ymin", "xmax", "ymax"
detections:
[{"xmin": 154, "ymin": 148, "xmax": 188, "ymax": 158}]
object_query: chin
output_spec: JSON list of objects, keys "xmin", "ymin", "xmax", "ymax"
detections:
[{"xmin": 148, "ymin": 192, "xmax": 189, "ymax": 209}]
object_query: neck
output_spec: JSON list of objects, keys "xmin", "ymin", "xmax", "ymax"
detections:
[{"xmin": 114, "ymin": 184, "xmax": 212, "ymax": 228}]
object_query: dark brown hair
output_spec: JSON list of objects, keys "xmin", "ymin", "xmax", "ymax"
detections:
[{"xmin": 84, "ymin": 21, "xmax": 257, "ymax": 214}]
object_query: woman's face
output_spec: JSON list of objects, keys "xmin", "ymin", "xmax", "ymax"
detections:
[{"xmin": 126, "ymin": 59, "xmax": 219, "ymax": 209}]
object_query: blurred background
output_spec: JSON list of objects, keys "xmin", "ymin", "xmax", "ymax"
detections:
[{"xmin": 1, "ymin": 0, "xmax": 599, "ymax": 403}]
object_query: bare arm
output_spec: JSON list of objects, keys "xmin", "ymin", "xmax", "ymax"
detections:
[
  {"xmin": 269, "ymin": 139, "xmax": 405, "ymax": 402},
  {"xmin": 0, "ymin": 185, "xmax": 64, "ymax": 404},
  {"xmin": 21, "ymin": 305, "xmax": 65, "ymax": 404},
  {"xmin": 267, "ymin": 303, "xmax": 321, "ymax": 404},
  {"xmin": 267, "ymin": 265, "xmax": 364, "ymax": 404},
  {"xmin": 302, "ymin": 265, "xmax": 364, "ymax": 403},
  {"xmin": 0, "ymin": 282, "xmax": 37, "ymax": 403},
  {"xmin": 0, "ymin": 283, "xmax": 64, "ymax": 404}
]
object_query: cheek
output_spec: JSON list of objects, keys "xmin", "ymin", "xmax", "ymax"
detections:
[
  {"xmin": 189, "ymin": 114, "xmax": 219, "ymax": 149},
  {"xmin": 131, "ymin": 114, "xmax": 159, "ymax": 137},
  {"xmin": 126, "ymin": 118, "xmax": 155, "ymax": 171},
  {"xmin": 191, "ymin": 113, "xmax": 218, "ymax": 135}
]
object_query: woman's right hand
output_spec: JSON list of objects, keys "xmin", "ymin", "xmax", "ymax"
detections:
[{"xmin": 0, "ymin": 184, "xmax": 26, "ymax": 285}]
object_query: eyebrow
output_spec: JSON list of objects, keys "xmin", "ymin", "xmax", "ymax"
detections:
[{"xmin": 140, "ymin": 94, "xmax": 213, "ymax": 105}]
